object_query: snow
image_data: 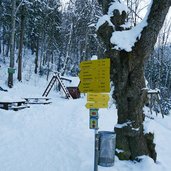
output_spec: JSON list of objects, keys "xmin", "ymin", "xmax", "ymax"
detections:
[
  {"xmin": 147, "ymin": 88, "xmax": 160, "ymax": 94},
  {"xmin": 96, "ymin": 15, "xmax": 114, "ymax": 30},
  {"xmin": 96, "ymin": 0, "xmax": 129, "ymax": 31},
  {"xmin": 61, "ymin": 76, "xmax": 80, "ymax": 87},
  {"xmin": 110, "ymin": 0, "xmax": 153, "ymax": 52},
  {"xmin": 61, "ymin": 0, "xmax": 69, "ymax": 5},
  {"xmin": 0, "ymin": 79, "xmax": 116, "ymax": 171},
  {"xmin": 96, "ymin": 0, "xmax": 153, "ymax": 52},
  {"xmin": 115, "ymin": 121, "xmax": 132, "ymax": 128},
  {"xmin": 108, "ymin": 1, "xmax": 128, "ymax": 16},
  {"xmin": 0, "ymin": 74, "xmax": 171, "ymax": 171},
  {"xmin": 1, "ymin": 44, "xmax": 171, "ymax": 170},
  {"xmin": 91, "ymin": 55, "xmax": 98, "ymax": 60}
]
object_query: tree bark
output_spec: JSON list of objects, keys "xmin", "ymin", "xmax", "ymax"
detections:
[
  {"xmin": 8, "ymin": 0, "xmax": 16, "ymax": 88},
  {"xmin": 34, "ymin": 39, "xmax": 39, "ymax": 74},
  {"xmin": 97, "ymin": 0, "xmax": 171, "ymax": 161},
  {"xmin": 17, "ymin": 5, "xmax": 25, "ymax": 81}
]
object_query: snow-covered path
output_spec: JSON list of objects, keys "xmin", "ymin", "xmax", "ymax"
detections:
[
  {"xmin": 0, "ymin": 98, "xmax": 90, "ymax": 171},
  {"xmin": 0, "ymin": 82, "xmax": 171, "ymax": 171},
  {"xmin": 0, "ymin": 95, "xmax": 116, "ymax": 171}
]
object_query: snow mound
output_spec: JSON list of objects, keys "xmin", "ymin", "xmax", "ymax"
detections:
[
  {"xmin": 110, "ymin": 20, "xmax": 148, "ymax": 51},
  {"xmin": 108, "ymin": 0, "xmax": 128, "ymax": 16}
]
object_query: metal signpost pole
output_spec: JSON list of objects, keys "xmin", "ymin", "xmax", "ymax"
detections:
[{"xmin": 94, "ymin": 129, "xmax": 99, "ymax": 171}]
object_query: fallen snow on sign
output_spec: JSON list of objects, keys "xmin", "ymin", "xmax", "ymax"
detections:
[{"xmin": 110, "ymin": 1, "xmax": 153, "ymax": 52}]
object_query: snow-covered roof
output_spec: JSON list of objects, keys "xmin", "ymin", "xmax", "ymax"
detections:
[{"xmin": 62, "ymin": 76, "xmax": 80, "ymax": 87}]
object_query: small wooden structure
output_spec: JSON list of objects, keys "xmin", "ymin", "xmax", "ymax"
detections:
[
  {"xmin": 147, "ymin": 88, "xmax": 164, "ymax": 118},
  {"xmin": 42, "ymin": 72, "xmax": 73, "ymax": 99},
  {"xmin": 67, "ymin": 87, "xmax": 80, "ymax": 99}
]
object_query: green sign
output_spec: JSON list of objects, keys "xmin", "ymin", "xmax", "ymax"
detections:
[
  {"xmin": 90, "ymin": 109, "xmax": 99, "ymax": 117},
  {"xmin": 8, "ymin": 67, "xmax": 15, "ymax": 74},
  {"xmin": 89, "ymin": 117, "xmax": 98, "ymax": 129}
]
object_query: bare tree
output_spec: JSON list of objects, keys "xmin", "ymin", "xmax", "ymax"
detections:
[
  {"xmin": 97, "ymin": 0, "xmax": 171, "ymax": 161},
  {"xmin": 8, "ymin": 0, "xmax": 16, "ymax": 88},
  {"xmin": 17, "ymin": 4, "xmax": 25, "ymax": 81}
]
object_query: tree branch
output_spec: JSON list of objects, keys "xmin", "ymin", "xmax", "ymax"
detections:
[{"xmin": 135, "ymin": 0, "xmax": 171, "ymax": 59}]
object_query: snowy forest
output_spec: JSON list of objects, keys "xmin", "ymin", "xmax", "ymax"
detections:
[
  {"xmin": 0, "ymin": 0, "xmax": 171, "ymax": 170},
  {"xmin": 0, "ymin": 0, "xmax": 171, "ymax": 113}
]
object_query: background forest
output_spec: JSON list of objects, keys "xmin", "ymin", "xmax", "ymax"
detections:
[{"xmin": 0, "ymin": 0, "xmax": 171, "ymax": 113}]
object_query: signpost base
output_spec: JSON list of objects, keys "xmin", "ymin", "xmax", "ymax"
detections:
[{"xmin": 94, "ymin": 129, "xmax": 99, "ymax": 171}]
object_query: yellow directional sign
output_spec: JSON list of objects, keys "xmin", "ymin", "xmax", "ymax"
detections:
[
  {"xmin": 79, "ymin": 76, "xmax": 110, "ymax": 83},
  {"xmin": 87, "ymin": 93, "xmax": 109, "ymax": 103},
  {"xmin": 78, "ymin": 58, "xmax": 110, "ymax": 93},
  {"xmin": 79, "ymin": 69, "xmax": 109, "ymax": 76},
  {"xmin": 80, "ymin": 58, "xmax": 110, "ymax": 69},
  {"xmin": 86, "ymin": 102, "xmax": 108, "ymax": 109},
  {"xmin": 79, "ymin": 69, "xmax": 110, "ymax": 81},
  {"xmin": 78, "ymin": 81, "xmax": 110, "ymax": 93}
]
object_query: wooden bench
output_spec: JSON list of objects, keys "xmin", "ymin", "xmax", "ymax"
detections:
[{"xmin": 23, "ymin": 97, "xmax": 52, "ymax": 104}]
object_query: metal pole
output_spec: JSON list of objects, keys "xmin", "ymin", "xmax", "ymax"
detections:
[{"xmin": 94, "ymin": 129, "xmax": 99, "ymax": 171}]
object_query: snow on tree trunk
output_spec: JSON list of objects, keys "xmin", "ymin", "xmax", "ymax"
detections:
[{"xmin": 97, "ymin": 0, "xmax": 171, "ymax": 161}]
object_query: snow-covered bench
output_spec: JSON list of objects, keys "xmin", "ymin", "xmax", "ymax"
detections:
[
  {"xmin": 0, "ymin": 100, "xmax": 28, "ymax": 111},
  {"xmin": 23, "ymin": 97, "xmax": 52, "ymax": 104}
]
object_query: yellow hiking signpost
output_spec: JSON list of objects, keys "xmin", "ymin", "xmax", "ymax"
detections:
[
  {"xmin": 86, "ymin": 102, "xmax": 108, "ymax": 109},
  {"xmin": 80, "ymin": 58, "xmax": 110, "ymax": 69},
  {"xmin": 86, "ymin": 93, "xmax": 110, "ymax": 109},
  {"xmin": 78, "ymin": 58, "xmax": 110, "ymax": 93},
  {"xmin": 79, "ymin": 69, "xmax": 110, "ymax": 81},
  {"xmin": 87, "ymin": 93, "xmax": 110, "ymax": 102},
  {"xmin": 78, "ymin": 81, "xmax": 110, "ymax": 93},
  {"xmin": 78, "ymin": 59, "xmax": 111, "ymax": 171}
]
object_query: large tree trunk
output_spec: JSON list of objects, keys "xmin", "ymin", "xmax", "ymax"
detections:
[
  {"xmin": 97, "ymin": 0, "xmax": 171, "ymax": 161},
  {"xmin": 106, "ymin": 49, "xmax": 155, "ymax": 160},
  {"xmin": 8, "ymin": 0, "xmax": 16, "ymax": 88}
]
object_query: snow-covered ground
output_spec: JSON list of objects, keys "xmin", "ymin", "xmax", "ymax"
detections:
[{"xmin": 0, "ymin": 74, "xmax": 171, "ymax": 171}]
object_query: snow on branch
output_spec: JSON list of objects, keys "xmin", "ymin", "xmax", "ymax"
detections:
[
  {"xmin": 96, "ymin": 0, "xmax": 154, "ymax": 52},
  {"xmin": 96, "ymin": 0, "xmax": 128, "ymax": 30},
  {"xmin": 110, "ymin": 0, "xmax": 153, "ymax": 52},
  {"xmin": 110, "ymin": 20, "xmax": 148, "ymax": 51},
  {"xmin": 108, "ymin": 0, "xmax": 128, "ymax": 16},
  {"xmin": 115, "ymin": 121, "xmax": 132, "ymax": 128},
  {"xmin": 96, "ymin": 15, "xmax": 115, "ymax": 30}
]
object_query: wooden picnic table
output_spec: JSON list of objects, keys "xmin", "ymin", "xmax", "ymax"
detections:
[{"xmin": 0, "ymin": 100, "xmax": 27, "ymax": 110}]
